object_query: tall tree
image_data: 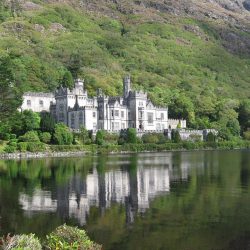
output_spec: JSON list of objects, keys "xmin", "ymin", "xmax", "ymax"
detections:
[{"xmin": 0, "ymin": 56, "xmax": 22, "ymax": 122}]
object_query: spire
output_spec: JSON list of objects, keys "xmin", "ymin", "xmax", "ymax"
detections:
[
  {"xmin": 123, "ymin": 75, "xmax": 131, "ymax": 98},
  {"xmin": 73, "ymin": 95, "xmax": 80, "ymax": 111}
]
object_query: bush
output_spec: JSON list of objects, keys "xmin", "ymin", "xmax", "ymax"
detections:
[
  {"xmin": 19, "ymin": 131, "xmax": 40, "ymax": 142},
  {"xmin": 4, "ymin": 145, "xmax": 16, "ymax": 153},
  {"xmin": 53, "ymin": 123, "xmax": 73, "ymax": 145},
  {"xmin": 243, "ymin": 131, "xmax": 250, "ymax": 141},
  {"xmin": 26, "ymin": 142, "xmax": 46, "ymax": 152},
  {"xmin": 95, "ymin": 130, "xmax": 105, "ymax": 145},
  {"xmin": 2, "ymin": 234, "xmax": 42, "ymax": 250},
  {"xmin": 45, "ymin": 225, "xmax": 101, "ymax": 250},
  {"xmin": 17, "ymin": 142, "xmax": 28, "ymax": 152},
  {"xmin": 127, "ymin": 128, "xmax": 137, "ymax": 144},
  {"xmin": 40, "ymin": 132, "xmax": 52, "ymax": 144},
  {"xmin": 207, "ymin": 132, "xmax": 216, "ymax": 142},
  {"xmin": 171, "ymin": 130, "xmax": 182, "ymax": 143}
]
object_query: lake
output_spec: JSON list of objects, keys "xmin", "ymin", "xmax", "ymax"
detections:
[{"xmin": 0, "ymin": 150, "xmax": 250, "ymax": 250}]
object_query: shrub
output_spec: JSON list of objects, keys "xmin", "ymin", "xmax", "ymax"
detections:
[
  {"xmin": 142, "ymin": 133, "xmax": 159, "ymax": 144},
  {"xmin": 171, "ymin": 130, "xmax": 182, "ymax": 143},
  {"xmin": 188, "ymin": 134, "xmax": 202, "ymax": 142},
  {"xmin": 26, "ymin": 142, "xmax": 46, "ymax": 152},
  {"xmin": 243, "ymin": 131, "xmax": 250, "ymax": 141},
  {"xmin": 40, "ymin": 112, "xmax": 55, "ymax": 133},
  {"xmin": 45, "ymin": 225, "xmax": 101, "ymax": 250},
  {"xmin": 53, "ymin": 123, "xmax": 73, "ymax": 145},
  {"xmin": 40, "ymin": 132, "xmax": 52, "ymax": 144},
  {"xmin": 17, "ymin": 142, "xmax": 28, "ymax": 152},
  {"xmin": 126, "ymin": 128, "xmax": 137, "ymax": 144},
  {"xmin": 4, "ymin": 145, "xmax": 16, "ymax": 153},
  {"xmin": 95, "ymin": 130, "xmax": 105, "ymax": 145},
  {"xmin": 79, "ymin": 126, "xmax": 92, "ymax": 145},
  {"xmin": 207, "ymin": 132, "xmax": 216, "ymax": 142},
  {"xmin": 19, "ymin": 131, "xmax": 40, "ymax": 142},
  {"xmin": 2, "ymin": 234, "xmax": 42, "ymax": 250}
]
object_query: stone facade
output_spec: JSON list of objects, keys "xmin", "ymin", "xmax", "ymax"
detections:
[
  {"xmin": 21, "ymin": 92, "xmax": 55, "ymax": 113},
  {"xmin": 21, "ymin": 77, "xmax": 187, "ymax": 132}
]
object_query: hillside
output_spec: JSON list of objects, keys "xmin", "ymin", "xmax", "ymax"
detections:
[{"xmin": 0, "ymin": 0, "xmax": 250, "ymax": 134}]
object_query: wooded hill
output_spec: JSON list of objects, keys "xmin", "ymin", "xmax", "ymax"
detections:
[{"xmin": 0, "ymin": 0, "xmax": 249, "ymax": 138}]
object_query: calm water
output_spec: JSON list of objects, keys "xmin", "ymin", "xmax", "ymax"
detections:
[{"xmin": 0, "ymin": 150, "xmax": 250, "ymax": 250}]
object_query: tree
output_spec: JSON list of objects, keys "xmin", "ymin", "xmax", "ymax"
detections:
[
  {"xmin": 79, "ymin": 126, "xmax": 91, "ymax": 144},
  {"xmin": 126, "ymin": 128, "xmax": 137, "ymax": 144},
  {"xmin": 0, "ymin": 56, "xmax": 22, "ymax": 122},
  {"xmin": 172, "ymin": 130, "xmax": 181, "ymax": 143},
  {"xmin": 60, "ymin": 71, "xmax": 74, "ymax": 89},
  {"xmin": 95, "ymin": 130, "xmax": 105, "ymax": 145},
  {"xmin": 22, "ymin": 110, "xmax": 40, "ymax": 133},
  {"xmin": 206, "ymin": 132, "xmax": 216, "ymax": 142},
  {"xmin": 238, "ymin": 100, "xmax": 250, "ymax": 132},
  {"xmin": 40, "ymin": 112, "xmax": 55, "ymax": 133},
  {"xmin": 53, "ymin": 123, "xmax": 73, "ymax": 145}
]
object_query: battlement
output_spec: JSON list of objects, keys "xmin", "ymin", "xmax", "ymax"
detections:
[{"xmin": 24, "ymin": 92, "xmax": 55, "ymax": 98}]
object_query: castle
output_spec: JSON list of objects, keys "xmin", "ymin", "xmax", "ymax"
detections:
[{"xmin": 21, "ymin": 76, "xmax": 187, "ymax": 132}]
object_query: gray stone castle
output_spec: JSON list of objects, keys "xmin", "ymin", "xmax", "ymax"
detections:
[{"xmin": 21, "ymin": 76, "xmax": 187, "ymax": 133}]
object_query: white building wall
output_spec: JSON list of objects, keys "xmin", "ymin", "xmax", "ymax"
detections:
[{"xmin": 21, "ymin": 93, "xmax": 55, "ymax": 113}]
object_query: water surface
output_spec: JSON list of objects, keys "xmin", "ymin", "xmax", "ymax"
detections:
[{"xmin": 0, "ymin": 150, "xmax": 250, "ymax": 250}]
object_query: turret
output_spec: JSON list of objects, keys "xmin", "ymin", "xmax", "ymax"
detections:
[{"xmin": 123, "ymin": 75, "xmax": 131, "ymax": 98}]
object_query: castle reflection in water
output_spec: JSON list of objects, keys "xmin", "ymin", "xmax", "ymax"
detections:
[{"xmin": 19, "ymin": 152, "xmax": 210, "ymax": 225}]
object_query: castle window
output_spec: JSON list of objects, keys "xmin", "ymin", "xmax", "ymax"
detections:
[
  {"xmin": 139, "ymin": 101, "xmax": 143, "ymax": 106},
  {"xmin": 27, "ymin": 100, "xmax": 31, "ymax": 106},
  {"xmin": 115, "ymin": 110, "xmax": 119, "ymax": 117},
  {"xmin": 139, "ymin": 111, "xmax": 144, "ymax": 119},
  {"xmin": 93, "ymin": 112, "xmax": 96, "ymax": 118},
  {"xmin": 121, "ymin": 111, "xmax": 124, "ymax": 118},
  {"xmin": 111, "ymin": 110, "xmax": 114, "ymax": 117},
  {"xmin": 161, "ymin": 113, "xmax": 164, "ymax": 120},
  {"xmin": 121, "ymin": 123, "xmax": 125, "ymax": 129},
  {"xmin": 39, "ymin": 100, "xmax": 44, "ymax": 107},
  {"xmin": 112, "ymin": 122, "xmax": 119, "ymax": 131},
  {"xmin": 147, "ymin": 112, "xmax": 154, "ymax": 124}
]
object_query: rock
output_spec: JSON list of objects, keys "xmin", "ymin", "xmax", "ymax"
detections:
[
  {"xmin": 34, "ymin": 24, "xmax": 45, "ymax": 33},
  {"xmin": 49, "ymin": 23, "xmax": 66, "ymax": 32},
  {"xmin": 22, "ymin": 1, "xmax": 42, "ymax": 11}
]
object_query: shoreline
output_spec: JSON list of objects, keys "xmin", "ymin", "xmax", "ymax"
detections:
[{"xmin": 0, "ymin": 146, "xmax": 249, "ymax": 160}]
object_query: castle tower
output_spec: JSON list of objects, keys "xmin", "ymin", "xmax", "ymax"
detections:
[{"xmin": 123, "ymin": 75, "xmax": 131, "ymax": 98}]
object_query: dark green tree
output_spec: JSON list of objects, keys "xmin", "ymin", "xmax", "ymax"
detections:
[
  {"xmin": 21, "ymin": 110, "xmax": 40, "ymax": 133},
  {"xmin": 0, "ymin": 56, "xmax": 22, "ymax": 123},
  {"xmin": 126, "ymin": 128, "xmax": 137, "ymax": 144},
  {"xmin": 60, "ymin": 71, "xmax": 74, "ymax": 89},
  {"xmin": 40, "ymin": 112, "xmax": 55, "ymax": 133},
  {"xmin": 95, "ymin": 130, "xmax": 105, "ymax": 145},
  {"xmin": 238, "ymin": 100, "xmax": 250, "ymax": 132},
  {"xmin": 172, "ymin": 130, "xmax": 182, "ymax": 143}
]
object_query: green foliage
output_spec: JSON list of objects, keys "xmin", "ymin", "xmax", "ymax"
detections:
[
  {"xmin": 206, "ymin": 132, "xmax": 216, "ymax": 142},
  {"xmin": 2, "ymin": 234, "xmax": 42, "ymax": 250},
  {"xmin": 95, "ymin": 130, "xmax": 105, "ymax": 145},
  {"xmin": 53, "ymin": 123, "xmax": 73, "ymax": 145},
  {"xmin": 126, "ymin": 128, "xmax": 137, "ymax": 144},
  {"xmin": 171, "ymin": 130, "xmax": 182, "ymax": 143},
  {"xmin": 26, "ymin": 142, "xmax": 46, "ymax": 152},
  {"xmin": 60, "ymin": 70, "xmax": 74, "ymax": 89},
  {"xmin": 40, "ymin": 112, "xmax": 55, "ymax": 133},
  {"xmin": 238, "ymin": 99, "xmax": 250, "ymax": 132},
  {"xmin": 0, "ymin": 55, "xmax": 22, "ymax": 122},
  {"xmin": 141, "ymin": 133, "xmax": 167, "ymax": 144},
  {"xmin": 39, "ymin": 132, "xmax": 52, "ymax": 144},
  {"xmin": 19, "ymin": 131, "xmax": 40, "ymax": 142},
  {"xmin": 79, "ymin": 126, "xmax": 92, "ymax": 145},
  {"xmin": 45, "ymin": 224, "xmax": 102, "ymax": 250},
  {"xmin": 243, "ymin": 131, "xmax": 250, "ymax": 140},
  {"xmin": 21, "ymin": 110, "xmax": 41, "ymax": 133},
  {"xmin": 17, "ymin": 142, "xmax": 28, "ymax": 152},
  {"xmin": 188, "ymin": 134, "xmax": 202, "ymax": 142}
]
